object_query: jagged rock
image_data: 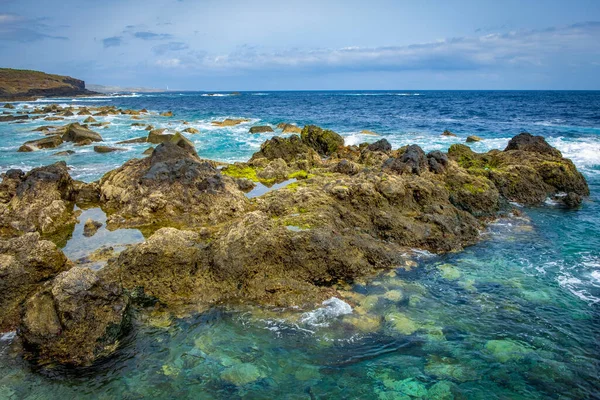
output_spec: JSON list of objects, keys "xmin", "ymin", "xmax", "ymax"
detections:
[
  {"xmin": 117, "ymin": 137, "xmax": 147, "ymax": 144},
  {"xmin": 250, "ymin": 135, "xmax": 321, "ymax": 167},
  {"xmin": 0, "ymin": 162, "xmax": 76, "ymax": 242},
  {"xmin": 211, "ymin": 118, "xmax": 249, "ymax": 127},
  {"xmin": 562, "ymin": 192, "xmax": 583, "ymax": 208},
  {"xmin": 427, "ymin": 150, "xmax": 449, "ymax": 174},
  {"xmin": 3, "ymin": 103, "xmax": 15, "ymax": 109},
  {"xmin": 145, "ymin": 125, "xmax": 154, "ymax": 131},
  {"xmin": 301, "ymin": 125, "xmax": 344, "ymax": 156},
  {"xmin": 77, "ymin": 109, "xmax": 91, "ymax": 116},
  {"xmin": 257, "ymin": 159, "xmax": 289, "ymax": 182},
  {"xmin": 18, "ymin": 135, "xmax": 63, "ymax": 152},
  {"xmin": 147, "ymin": 128, "xmax": 173, "ymax": 144},
  {"xmin": 83, "ymin": 116, "xmax": 97, "ymax": 123},
  {"xmin": 466, "ymin": 135, "xmax": 482, "ymax": 143},
  {"xmin": 277, "ymin": 123, "xmax": 302, "ymax": 134},
  {"xmin": 183, "ymin": 127, "xmax": 199, "ymax": 134},
  {"xmin": 333, "ymin": 159, "xmax": 360, "ymax": 175},
  {"xmin": 94, "ymin": 146, "xmax": 125, "ymax": 153},
  {"xmin": 44, "ymin": 116, "xmax": 64, "ymax": 121},
  {"xmin": 442, "ymin": 130, "xmax": 457, "ymax": 137},
  {"xmin": 0, "ymin": 233, "xmax": 71, "ymax": 331},
  {"xmin": 72, "ymin": 180, "xmax": 100, "ymax": 204},
  {"xmin": 62, "ymin": 123, "xmax": 103, "ymax": 144},
  {"xmin": 19, "ymin": 267, "xmax": 129, "ymax": 366},
  {"xmin": 143, "ymin": 146, "xmax": 154, "ymax": 155},
  {"xmin": 83, "ymin": 218, "xmax": 102, "ymax": 237},
  {"xmin": 98, "ymin": 142, "xmax": 248, "ymax": 230},
  {"xmin": 504, "ymin": 132, "xmax": 562, "ymax": 157},
  {"xmin": 383, "ymin": 145, "xmax": 428, "ymax": 175},
  {"xmin": 75, "ymin": 138, "xmax": 93, "ymax": 146},
  {"xmin": 249, "ymin": 125, "xmax": 274, "ymax": 134},
  {"xmin": 367, "ymin": 139, "xmax": 392, "ymax": 152},
  {"xmin": 59, "ymin": 110, "xmax": 74, "ymax": 117}
]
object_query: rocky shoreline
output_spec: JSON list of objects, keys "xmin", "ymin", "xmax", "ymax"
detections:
[{"xmin": 0, "ymin": 105, "xmax": 590, "ymax": 367}]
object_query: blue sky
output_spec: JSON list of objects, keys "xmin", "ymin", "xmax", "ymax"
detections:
[{"xmin": 0, "ymin": 0, "xmax": 599, "ymax": 90}]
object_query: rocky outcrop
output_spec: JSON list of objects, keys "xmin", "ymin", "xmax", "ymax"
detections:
[
  {"xmin": 249, "ymin": 125, "xmax": 274, "ymax": 134},
  {"xmin": 448, "ymin": 140, "xmax": 589, "ymax": 206},
  {"xmin": 19, "ymin": 267, "xmax": 129, "ymax": 366},
  {"xmin": 0, "ymin": 68, "xmax": 98, "ymax": 101},
  {"xmin": 0, "ymin": 162, "xmax": 77, "ymax": 243},
  {"xmin": 466, "ymin": 135, "xmax": 482, "ymax": 143},
  {"xmin": 504, "ymin": 132, "xmax": 562, "ymax": 157},
  {"xmin": 277, "ymin": 123, "xmax": 302, "ymax": 134},
  {"xmin": 62, "ymin": 123, "xmax": 103, "ymax": 144},
  {"xmin": 211, "ymin": 118, "xmax": 249, "ymax": 127},
  {"xmin": 83, "ymin": 219, "xmax": 102, "ymax": 237},
  {"xmin": 250, "ymin": 135, "xmax": 321, "ymax": 167},
  {"xmin": 368, "ymin": 139, "xmax": 392, "ymax": 152},
  {"xmin": 18, "ymin": 135, "xmax": 63, "ymax": 152},
  {"xmin": 94, "ymin": 146, "xmax": 125, "ymax": 153},
  {"xmin": 301, "ymin": 125, "xmax": 344, "ymax": 156},
  {"xmin": 98, "ymin": 142, "xmax": 248, "ymax": 230},
  {"xmin": 0, "ymin": 233, "xmax": 71, "ymax": 331}
]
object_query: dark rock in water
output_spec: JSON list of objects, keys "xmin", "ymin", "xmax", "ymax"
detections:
[
  {"xmin": 18, "ymin": 135, "xmax": 63, "ymax": 152},
  {"xmin": 83, "ymin": 116, "xmax": 97, "ymax": 123},
  {"xmin": 333, "ymin": 159, "xmax": 360, "ymax": 175},
  {"xmin": 0, "ymin": 233, "xmax": 71, "ymax": 331},
  {"xmin": 44, "ymin": 116, "xmax": 64, "ymax": 121},
  {"xmin": 94, "ymin": 146, "xmax": 125, "ymax": 153},
  {"xmin": 77, "ymin": 109, "xmax": 91, "ymax": 116},
  {"xmin": 0, "ymin": 114, "xmax": 28, "ymax": 122},
  {"xmin": 83, "ymin": 218, "xmax": 102, "ymax": 237},
  {"xmin": 442, "ymin": 129, "xmax": 457, "ymax": 137},
  {"xmin": 147, "ymin": 128, "xmax": 173, "ymax": 144},
  {"xmin": 3, "ymin": 103, "xmax": 15, "ymax": 109},
  {"xmin": 142, "ymin": 146, "xmax": 154, "ymax": 155},
  {"xmin": 0, "ymin": 161, "xmax": 76, "ymax": 242},
  {"xmin": 562, "ymin": 192, "xmax": 583, "ymax": 208},
  {"xmin": 74, "ymin": 138, "xmax": 93, "ymax": 147},
  {"xmin": 277, "ymin": 123, "xmax": 302, "ymax": 134},
  {"xmin": 99, "ymin": 142, "xmax": 248, "ymax": 230},
  {"xmin": 19, "ymin": 267, "xmax": 129, "ymax": 366},
  {"xmin": 62, "ymin": 123, "xmax": 103, "ymax": 144},
  {"xmin": 504, "ymin": 132, "xmax": 562, "ymax": 158},
  {"xmin": 367, "ymin": 139, "xmax": 392, "ymax": 152},
  {"xmin": 301, "ymin": 125, "xmax": 344, "ymax": 156},
  {"xmin": 183, "ymin": 127, "xmax": 199, "ymax": 134},
  {"xmin": 53, "ymin": 150, "xmax": 75, "ymax": 156},
  {"xmin": 160, "ymin": 111, "xmax": 173, "ymax": 117},
  {"xmin": 249, "ymin": 125, "xmax": 274, "ymax": 134},
  {"xmin": 60, "ymin": 110, "xmax": 74, "ymax": 117},
  {"xmin": 383, "ymin": 145, "xmax": 428, "ymax": 175},
  {"xmin": 466, "ymin": 135, "xmax": 482, "ymax": 143},
  {"xmin": 117, "ymin": 137, "xmax": 147, "ymax": 144},
  {"xmin": 427, "ymin": 150, "xmax": 449, "ymax": 174}
]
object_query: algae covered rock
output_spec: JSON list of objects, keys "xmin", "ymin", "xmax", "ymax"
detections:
[
  {"xmin": 0, "ymin": 162, "xmax": 77, "ymax": 242},
  {"xmin": 62, "ymin": 122, "xmax": 103, "ymax": 144},
  {"xmin": 250, "ymin": 135, "xmax": 320, "ymax": 167},
  {"xmin": 504, "ymin": 132, "xmax": 562, "ymax": 157},
  {"xmin": 220, "ymin": 363, "xmax": 263, "ymax": 385},
  {"xmin": 485, "ymin": 339, "xmax": 533, "ymax": 362},
  {"xmin": 249, "ymin": 125, "xmax": 274, "ymax": 134},
  {"xmin": 300, "ymin": 125, "xmax": 344, "ymax": 156},
  {"xmin": 99, "ymin": 142, "xmax": 248, "ymax": 230},
  {"xmin": 0, "ymin": 233, "xmax": 71, "ymax": 331},
  {"xmin": 20, "ymin": 267, "xmax": 129, "ymax": 366}
]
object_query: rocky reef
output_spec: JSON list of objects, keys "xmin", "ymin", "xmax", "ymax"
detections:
[{"xmin": 0, "ymin": 125, "xmax": 589, "ymax": 366}]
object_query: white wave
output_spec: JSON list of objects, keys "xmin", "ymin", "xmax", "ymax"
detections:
[
  {"xmin": 299, "ymin": 297, "xmax": 352, "ymax": 327},
  {"xmin": 251, "ymin": 93, "xmax": 269, "ymax": 96},
  {"xmin": 0, "ymin": 331, "xmax": 16, "ymax": 342},
  {"xmin": 547, "ymin": 137, "xmax": 600, "ymax": 171},
  {"xmin": 201, "ymin": 94, "xmax": 231, "ymax": 97}
]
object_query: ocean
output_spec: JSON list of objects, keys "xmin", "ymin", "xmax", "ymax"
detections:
[{"xmin": 1, "ymin": 90, "xmax": 599, "ymax": 399}]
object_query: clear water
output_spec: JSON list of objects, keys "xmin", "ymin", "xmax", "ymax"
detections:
[{"xmin": 0, "ymin": 91, "xmax": 599, "ymax": 399}]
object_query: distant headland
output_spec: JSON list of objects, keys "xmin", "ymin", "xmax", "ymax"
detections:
[{"xmin": 0, "ymin": 68, "xmax": 98, "ymax": 101}]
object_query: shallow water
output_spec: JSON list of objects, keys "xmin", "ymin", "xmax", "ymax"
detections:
[{"xmin": 1, "ymin": 91, "xmax": 599, "ymax": 399}]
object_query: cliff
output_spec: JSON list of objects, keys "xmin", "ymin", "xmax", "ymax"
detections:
[{"xmin": 0, "ymin": 68, "xmax": 98, "ymax": 101}]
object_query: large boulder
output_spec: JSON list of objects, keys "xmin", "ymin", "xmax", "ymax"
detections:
[
  {"xmin": 18, "ymin": 135, "xmax": 63, "ymax": 152},
  {"xmin": 98, "ymin": 142, "xmax": 248, "ymax": 230},
  {"xmin": 0, "ymin": 233, "xmax": 71, "ymax": 331},
  {"xmin": 250, "ymin": 135, "xmax": 321, "ymax": 167},
  {"xmin": 504, "ymin": 132, "xmax": 562, "ymax": 157},
  {"xmin": 62, "ymin": 123, "xmax": 103, "ymax": 144},
  {"xmin": 249, "ymin": 126, "xmax": 274, "ymax": 134},
  {"xmin": 367, "ymin": 139, "xmax": 392, "ymax": 152},
  {"xmin": 383, "ymin": 145, "xmax": 428, "ymax": 175},
  {"xmin": 0, "ymin": 162, "xmax": 77, "ymax": 243},
  {"xmin": 19, "ymin": 267, "xmax": 129, "ymax": 366},
  {"xmin": 300, "ymin": 125, "xmax": 344, "ymax": 156}
]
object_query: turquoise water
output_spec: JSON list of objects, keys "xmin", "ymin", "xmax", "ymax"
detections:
[{"xmin": 0, "ymin": 91, "xmax": 599, "ymax": 399}]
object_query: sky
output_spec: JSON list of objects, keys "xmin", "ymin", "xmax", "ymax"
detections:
[{"xmin": 0, "ymin": 0, "xmax": 599, "ymax": 90}]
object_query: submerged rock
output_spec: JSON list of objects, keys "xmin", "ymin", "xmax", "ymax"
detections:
[
  {"xmin": 94, "ymin": 145, "xmax": 125, "ymax": 153},
  {"xmin": 20, "ymin": 267, "xmax": 129, "ymax": 366},
  {"xmin": 0, "ymin": 233, "xmax": 71, "ymax": 331},
  {"xmin": 83, "ymin": 218, "xmax": 102, "ymax": 237},
  {"xmin": 211, "ymin": 118, "xmax": 249, "ymax": 127},
  {"xmin": 220, "ymin": 363, "xmax": 263, "ymax": 385}
]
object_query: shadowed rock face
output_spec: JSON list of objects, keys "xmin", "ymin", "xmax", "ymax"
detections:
[
  {"xmin": 99, "ymin": 142, "xmax": 249, "ymax": 230},
  {"xmin": 0, "ymin": 233, "xmax": 71, "ymax": 331},
  {"xmin": 0, "ymin": 162, "xmax": 77, "ymax": 243},
  {"xmin": 504, "ymin": 132, "xmax": 562, "ymax": 158},
  {"xmin": 300, "ymin": 125, "xmax": 345, "ymax": 156},
  {"xmin": 19, "ymin": 267, "xmax": 129, "ymax": 366}
]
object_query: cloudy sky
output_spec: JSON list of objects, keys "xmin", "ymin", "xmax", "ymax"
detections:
[{"xmin": 1, "ymin": 0, "xmax": 599, "ymax": 90}]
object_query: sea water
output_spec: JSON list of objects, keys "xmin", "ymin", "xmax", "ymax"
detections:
[{"xmin": 0, "ymin": 91, "xmax": 599, "ymax": 399}]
